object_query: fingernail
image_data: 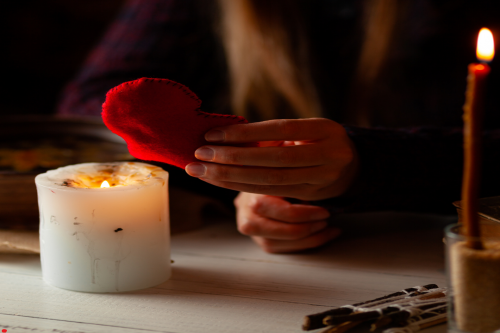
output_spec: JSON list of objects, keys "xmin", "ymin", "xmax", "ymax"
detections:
[
  {"xmin": 310, "ymin": 222, "xmax": 328, "ymax": 233},
  {"xmin": 185, "ymin": 163, "xmax": 207, "ymax": 177},
  {"xmin": 310, "ymin": 211, "xmax": 330, "ymax": 220},
  {"xmin": 195, "ymin": 147, "xmax": 215, "ymax": 161},
  {"xmin": 205, "ymin": 130, "xmax": 225, "ymax": 142}
]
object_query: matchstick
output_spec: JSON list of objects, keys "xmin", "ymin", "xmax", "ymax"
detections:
[{"xmin": 302, "ymin": 284, "xmax": 438, "ymax": 331}]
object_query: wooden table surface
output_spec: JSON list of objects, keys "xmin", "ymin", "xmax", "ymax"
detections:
[{"xmin": 0, "ymin": 212, "xmax": 455, "ymax": 333}]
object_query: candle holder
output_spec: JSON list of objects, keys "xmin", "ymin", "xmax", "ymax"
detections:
[
  {"xmin": 35, "ymin": 162, "xmax": 171, "ymax": 293},
  {"xmin": 445, "ymin": 223, "xmax": 500, "ymax": 333}
]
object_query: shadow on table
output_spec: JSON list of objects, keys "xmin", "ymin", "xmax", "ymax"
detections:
[
  {"xmin": 285, "ymin": 211, "xmax": 456, "ymax": 275},
  {"xmin": 170, "ymin": 211, "xmax": 455, "ymax": 275},
  {"xmin": 331, "ymin": 211, "xmax": 456, "ymax": 237}
]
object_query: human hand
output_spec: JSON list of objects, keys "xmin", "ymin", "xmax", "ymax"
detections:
[
  {"xmin": 185, "ymin": 118, "xmax": 358, "ymax": 201},
  {"xmin": 234, "ymin": 192, "xmax": 341, "ymax": 253}
]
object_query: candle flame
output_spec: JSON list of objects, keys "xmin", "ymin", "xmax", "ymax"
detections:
[
  {"xmin": 101, "ymin": 180, "xmax": 110, "ymax": 188},
  {"xmin": 477, "ymin": 28, "xmax": 495, "ymax": 62}
]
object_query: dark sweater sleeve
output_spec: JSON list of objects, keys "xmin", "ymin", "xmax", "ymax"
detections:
[
  {"xmin": 313, "ymin": 126, "xmax": 500, "ymax": 215},
  {"xmin": 57, "ymin": 0, "xmax": 202, "ymax": 117}
]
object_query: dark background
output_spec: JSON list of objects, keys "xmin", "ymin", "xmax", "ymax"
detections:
[
  {"xmin": 0, "ymin": 0, "xmax": 125, "ymax": 117},
  {"xmin": 1, "ymin": 0, "xmax": 499, "ymax": 124}
]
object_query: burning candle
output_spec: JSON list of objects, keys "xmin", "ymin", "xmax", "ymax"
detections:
[
  {"xmin": 35, "ymin": 162, "xmax": 170, "ymax": 292},
  {"xmin": 461, "ymin": 28, "xmax": 494, "ymax": 249}
]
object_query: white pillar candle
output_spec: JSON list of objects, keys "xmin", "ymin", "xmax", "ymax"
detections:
[{"xmin": 35, "ymin": 162, "xmax": 170, "ymax": 293}]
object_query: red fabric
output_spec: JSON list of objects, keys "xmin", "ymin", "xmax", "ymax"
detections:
[{"xmin": 102, "ymin": 77, "xmax": 248, "ymax": 168}]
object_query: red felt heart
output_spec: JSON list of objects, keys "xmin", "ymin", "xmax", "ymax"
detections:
[{"xmin": 102, "ymin": 78, "xmax": 248, "ymax": 168}]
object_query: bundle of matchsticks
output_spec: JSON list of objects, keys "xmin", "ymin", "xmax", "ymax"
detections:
[{"xmin": 303, "ymin": 284, "xmax": 447, "ymax": 333}]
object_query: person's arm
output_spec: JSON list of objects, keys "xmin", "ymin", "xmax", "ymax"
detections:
[
  {"xmin": 192, "ymin": 121, "xmax": 500, "ymax": 213},
  {"xmin": 186, "ymin": 119, "xmax": 500, "ymax": 252},
  {"xmin": 57, "ymin": 0, "xmax": 206, "ymax": 117},
  {"xmin": 321, "ymin": 125, "xmax": 500, "ymax": 215},
  {"xmin": 186, "ymin": 118, "xmax": 359, "ymax": 201}
]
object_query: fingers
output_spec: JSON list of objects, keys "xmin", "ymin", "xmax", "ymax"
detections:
[
  {"xmin": 205, "ymin": 118, "xmax": 340, "ymax": 143},
  {"xmin": 188, "ymin": 117, "xmax": 359, "ymax": 201},
  {"xmin": 247, "ymin": 195, "xmax": 330, "ymax": 223},
  {"xmin": 235, "ymin": 194, "xmax": 328, "ymax": 240},
  {"xmin": 186, "ymin": 163, "xmax": 339, "ymax": 186},
  {"xmin": 194, "ymin": 143, "xmax": 335, "ymax": 167},
  {"xmin": 234, "ymin": 193, "xmax": 339, "ymax": 253},
  {"xmin": 251, "ymin": 227, "xmax": 341, "ymax": 253}
]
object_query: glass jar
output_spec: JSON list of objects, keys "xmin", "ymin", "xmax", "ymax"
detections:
[{"xmin": 445, "ymin": 223, "xmax": 500, "ymax": 333}]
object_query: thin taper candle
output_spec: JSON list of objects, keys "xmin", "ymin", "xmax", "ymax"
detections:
[{"xmin": 461, "ymin": 28, "xmax": 494, "ymax": 249}]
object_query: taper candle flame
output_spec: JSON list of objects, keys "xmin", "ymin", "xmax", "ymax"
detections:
[
  {"xmin": 477, "ymin": 28, "xmax": 494, "ymax": 62},
  {"xmin": 101, "ymin": 180, "xmax": 110, "ymax": 188}
]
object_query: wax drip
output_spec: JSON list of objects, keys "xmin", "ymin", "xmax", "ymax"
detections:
[
  {"xmin": 72, "ymin": 209, "xmax": 131, "ymax": 289},
  {"xmin": 113, "ymin": 231, "xmax": 125, "ymax": 291}
]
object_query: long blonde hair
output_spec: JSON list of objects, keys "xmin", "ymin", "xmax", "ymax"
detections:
[
  {"xmin": 217, "ymin": 0, "xmax": 399, "ymax": 125},
  {"xmin": 218, "ymin": 0, "xmax": 321, "ymax": 120}
]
